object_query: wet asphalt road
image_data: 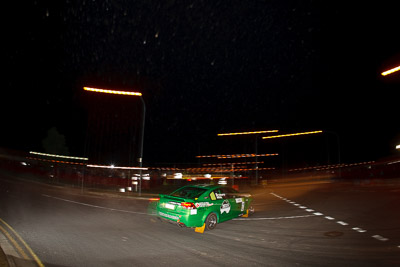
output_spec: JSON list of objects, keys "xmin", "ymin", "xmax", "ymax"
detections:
[{"xmin": 1, "ymin": 173, "xmax": 399, "ymax": 266}]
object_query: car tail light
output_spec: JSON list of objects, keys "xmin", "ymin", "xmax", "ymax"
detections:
[{"xmin": 181, "ymin": 202, "xmax": 196, "ymax": 209}]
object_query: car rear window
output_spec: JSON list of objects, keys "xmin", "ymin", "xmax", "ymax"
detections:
[{"xmin": 170, "ymin": 187, "xmax": 208, "ymax": 199}]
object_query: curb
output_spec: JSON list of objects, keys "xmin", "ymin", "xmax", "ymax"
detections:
[
  {"xmin": 0, "ymin": 231, "xmax": 14, "ymax": 267},
  {"xmin": 0, "ymin": 223, "xmax": 38, "ymax": 267}
]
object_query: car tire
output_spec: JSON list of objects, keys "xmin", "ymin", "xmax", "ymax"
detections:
[{"xmin": 205, "ymin": 213, "xmax": 218, "ymax": 231}]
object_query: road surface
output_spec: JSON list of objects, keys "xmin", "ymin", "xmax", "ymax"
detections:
[{"xmin": 1, "ymin": 171, "xmax": 399, "ymax": 266}]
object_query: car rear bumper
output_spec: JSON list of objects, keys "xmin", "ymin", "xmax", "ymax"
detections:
[{"xmin": 156, "ymin": 208, "xmax": 205, "ymax": 228}]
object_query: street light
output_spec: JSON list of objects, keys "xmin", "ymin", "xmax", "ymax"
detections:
[
  {"xmin": 29, "ymin": 151, "xmax": 88, "ymax": 161},
  {"xmin": 83, "ymin": 87, "xmax": 142, "ymax": 96},
  {"xmin": 381, "ymin": 65, "xmax": 400, "ymax": 76},
  {"xmin": 262, "ymin": 130, "xmax": 323, "ymax": 139},
  {"xmin": 217, "ymin": 130, "xmax": 279, "ymax": 136},
  {"xmin": 83, "ymin": 87, "xmax": 146, "ymax": 196},
  {"xmin": 324, "ymin": 131, "xmax": 341, "ymax": 178},
  {"xmin": 217, "ymin": 129, "xmax": 279, "ymax": 185}
]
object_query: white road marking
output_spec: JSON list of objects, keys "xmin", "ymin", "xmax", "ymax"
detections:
[
  {"xmin": 42, "ymin": 194, "xmax": 147, "ymax": 215},
  {"xmin": 372, "ymin": 235, "xmax": 389, "ymax": 242},
  {"xmin": 352, "ymin": 227, "xmax": 367, "ymax": 233},
  {"xmin": 234, "ymin": 215, "xmax": 316, "ymax": 221},
  {"xmin": 269, "ymin": 192, "xmax": 397, "ymax": 249}
]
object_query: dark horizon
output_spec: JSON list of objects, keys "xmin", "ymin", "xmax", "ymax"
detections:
[{"xmin": 2, "ymin": 1, "xmax": 399, "ymax": 167}]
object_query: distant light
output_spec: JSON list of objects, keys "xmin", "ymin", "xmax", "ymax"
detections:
[
  {"xmin": 83, "ymin": 87, "xmax": 142, "ymax": 96},
  {"xmin": 262, "ymin": 130, "xmax": 323, "ymax": 139},
  {"xmin": 218, "ymin": 179, "xmax": 227, "ymax": 185},
  {"xmin": 196, "ymin": 153, "xmax": 278, "ymax": 159},
  {"xmin": 396, "ymin": 144, "xmax": 400, "ymax": 150},
  {"xmin": 29, "ymin": 151, "xmax": 88, "ymax": 161},
  {"xmin": 87, "ymin": 164, "xmax": 148, "ymax": 170},
  {"xmin": 218, "ymin": 130, "xmax": 279, "ymax": 136},
  {"xmin": 381, "ymin": 66, "xmax": 400, "ymax": 76},
  {"xmin": 186, "ymin": 167, "xmax": 275, "ymax": 172},
  {"xmin": 27, "ymin": 157, "xmax": 86, "ymax": 166},
  {"xmin": 174, "ymin": 173, "xmax": 183, "ymax": 179},
  {"xmin": 203, "ymin": 161, "xmax": 264, "ymax": 166}
]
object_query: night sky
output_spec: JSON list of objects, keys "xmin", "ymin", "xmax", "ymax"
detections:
[{"xmin": 2, "ymin": 1, "xmax": 399, "ymax": 167}]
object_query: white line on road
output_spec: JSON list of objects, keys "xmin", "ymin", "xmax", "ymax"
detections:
[
  {"xmin": 234, "ymin": 215, "xmax": 316, "ymax": 221},
  {"xmin": 352, "ymin": 227, "xmax": 367, "ymax": 233},
  {"xmin": 269, "ymin": 192, "xmax": 397, "ymax": 249},
  {"xmin": 372, "ymin": 235, "xmax": 389, "ymax": 242},
  {"xmin": 42, "ymin": 194, "xmax": 147, "ymax": 215}
]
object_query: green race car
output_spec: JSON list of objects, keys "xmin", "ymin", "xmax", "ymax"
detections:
[{"xmin": 156, "ymin": 184, "xmax": 253, "ymax": 233}]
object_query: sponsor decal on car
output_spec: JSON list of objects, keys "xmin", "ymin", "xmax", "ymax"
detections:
[
  {"xmin": 235, "ymin": 198, "xmax": 243, "ymax": 203},
  {"xmin": 210, "ymin": 192, "xmax": 216, "ymax": 201},
  {"xmin": 195, "ymin": 202, "xmax": 213, "ymax": 208},
  {"xmin": 215, "ymin": 193, "xmax": 225, "ymax": 199},
  {"xmin": 220, "ymin": 200, "xmax": 231, "ymax": 214},
  {"xmin": 190, "ymin": 209, "xmax": 197, "ymax": 215}
]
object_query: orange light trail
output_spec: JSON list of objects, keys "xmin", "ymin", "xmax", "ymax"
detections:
[
  {"xmin": 196, "ymin": 153, "xmax": 278, "ymax": 159},
  {"xmin": 218, "ymin": 130, "xmax": 279, "ymax": 136},
  {"xmin": 26, "ymin": 157, "xmax": 86, "ymax": 165},
  {"xmin": 86, "ymin": 164, "xmax": 148, "ymax": 170},
  {"xmin": 381, "ymin": 65, "xmax": 400, "ymax": 76},
  {"xmin": 262, "ymin": 130, "xmax": 323, "ymax": 139},
  {"xmin": 202, "ymin": 161, "xmax": 264, "ymax": 166},
  {"xmin": 83, "ymin": 87, "xmax": 142, "ymax": 96},
  {"xmin": 289, "ymin": 161, "xmax": 375, "ymax": 172},
  {"xmin": 29, "ymin": 151, "xmax": 88, "ymax": 160},
  {"xmin": 185, "ymin": 167, "xmax": 275, "ymax": 172}
]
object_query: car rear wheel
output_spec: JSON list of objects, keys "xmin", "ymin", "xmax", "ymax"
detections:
[{"xmin": 205, "ymin": 213, "xmax": 218, "ymax": 231}]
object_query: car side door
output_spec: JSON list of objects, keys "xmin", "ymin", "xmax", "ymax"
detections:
[
  {"xmin": 209, "ymin": 188, "xmax": 231, "ymax": 222},
  {"xmin": 220, "ymin": 187, "xmax": 242, "ymax": 218}
]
